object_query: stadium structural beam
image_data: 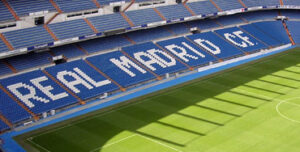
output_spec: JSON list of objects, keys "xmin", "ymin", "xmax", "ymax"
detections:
[
  {"xmin": 120, "ymin": 49, "xmax": 162, "ymax": 80},
  {"xmin": 46, "ymin": 12, "xmax": 59, "ymax": 25},
  {"xmin": 280, "ymin": 0, "xmax": 284, "ymax": 5},
  {"xmin": 0, "ymin": 113, "xmax": 12, "ymax": 128},
  {"xmin": 83, "ymin": 18, "xmax": 99, "ymax": 33},
  {"xmin": 120, "ymin": 12, "xmax": 135, "ymax": 27},
  {"xmin": 209, "ymin": 0, "xmax": 223, "ymax": 12},
  {"xmin": 0, "ymin": 84, "xmax": 39, "ymax": 121},
  {"xmin": 153, "ymin": 8, "xmax": 167, "ymax": 21},
  {"xmin": 282, "ymin": 21, "xmax": 296, "ymax": 45},
  {"xmin": 49, "ymin": 0, "xmax": 63, "ymax": 13},
  {"xmin": 237, "ymin": 0, "xmax": 247, "ymax": 8},
  {"xmin": 183, "ymin": 3, "xmax": 196, "ymax": 16},
  {"xmin": 122, "ymin": 0, "xmax": 135, "ymax": 12},
  {"xmin": 92, "ymin": 0, "xmax": 101, "ymax": 8},
  {"xmin": 84, "ymin": 60, "xmax": 126, "ymax": 91},
  {"xmin": 1, "ymin": 0, "xmax": 20, "ymax": 20},
  {"xmin": 75, "ymin": 44, "xmax": 89, "ymax": 55},
  {"xmin": 155, "ymin": 43, "xmax": 194, "ymax": 71},
  {"xmin": 43, "ymin": 25, "xmax": 59, "ymax": 41},
  {"xmin": 183, "ymin": 0, "xmax": 189, "ymax": 4},
  {"xmin": 42, "ymin": 70, "xmax": 86, "ymax": 105},
  {"xmin": 122, "ymin": 35, "xmax": 136, "ymax": 44},
  {"xmin": 0, "ymin": 33, "xmax": 14, "ymax": 51}
]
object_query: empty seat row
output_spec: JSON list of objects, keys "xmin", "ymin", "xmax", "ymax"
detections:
[
  {"xmin": 0, "ymin": 39, "xmax": 9, "ymax": 53},
  {"xmin": 0, "ymin": 1, "xmax": 14, "ymax": 22},
  {"xmin": 0, "ymin": 61, "xmax": 12, "ymax": 76},
  {"xmin": 286, "ymin": 21, "xmax": 300, "ymax": 44},
  {"xmin": 187, "ymin": 0, "xmax": 218, "ymax": 15},
  {"xmin": 213, "ymin": 0, "xmax": 243, "ymax": 11},
  {"xmin": 7, "ymin": 0, "xmax": 55, "ymax": 16},
  {"xmin": 54, "ymin": 0, "xmax": 97, "ymax": 13},
  {"xmin": 0, "ymin": 119, "xmax": 9, "ymax": 132}
]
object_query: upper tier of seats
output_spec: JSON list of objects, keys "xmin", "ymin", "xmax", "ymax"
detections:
[
  {"xmin": 186, "ymin": 1, "xmax": 218, "ymax": 15},
  {"xmin": 0, "ymin": 39, "xmax": 9, "ymax": 53},
  {"xmin": 53, "ymin": 0, "xmax": 97, "ymax": 13},
  {"xmin": 213, "ymin": 0, "xmax": 243, "ymax": 11},
  {"xmin": 7, "ymin": 0, "xmax": 55, "ymax": 16},
  {"xmin": 0, "ymin": 19, "xmax": 296, "ymax": 130},
  {"xmin": 125, "ymin": 8, "xmax": 163, "ymax": 26},
  {"xmin": 241, "ymin": 0, "xmax": 280, "ymax": 7},
  {"xmin": 88, "ymin": 13, "xmax": 130, "ymax": 32},
  {"xmin": 156, "ymin": 4, "xmax": 191, "ymax": 20},
  {"xmin": 284, "ymin": 0, "xmax": 300, "ymax": 5},
  {"xmin": 0, "ymin": 1, "xmax": 14, "ymax": 22}
]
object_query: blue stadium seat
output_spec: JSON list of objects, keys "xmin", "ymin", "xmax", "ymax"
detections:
[
  {"xmin": 240, "ymin": 10, "xmax": 278, "ymax": 22},
  {"xmin": 166, "ymin": 23, "xmax": 189, "ymax": 35},
  {"xmin": 186, "ymin": 19, "xmax": 220, "ymax": 31},
  {"xmin": 0, "ymin": 88, "xmax": 31, "ymax": 123},
  {"xmin": 6, "ymin": 52, "xmax": 52, "ymax": 72},
  {"xmin": 3, "ymin": 26, "xmax": 54, "ymax": 49},
  {"xmin": 0, "ymin": 61, "xmax": 12, "ymax": 76},
  {"xmin": 156, "ymin": 4, "xmax": 192, "ymax": 20},
  {"xmin": 78, "ymin": 35, "xmax": 131, "ymax": 54},
  {"xmin": 54, "ymin": 0, "xmax": 97, "ymax": 13},
  {"xmin": 239, "ymin": 24, "xmax": 283, "ymax": 47},
  {"xmin": 88, "ymin": 13, "xmax": 130, "ymax": 32},
  {"xmin": 51, "ymin": 44, "xmax": 85, "ymax": 59},
  {"xmin": 126, "ymin": 27, "xmax": 172, "ymax": 43},
  {"xmin": 125, "ymin": 8, "xmax": 163, "ymax": 26},
  {"xmin": 1, "ymin": 70, "xmax": 78, "ymax": 115},
  {"xmin": 122, "ymin": 42, "xmax": 188, "ymax": 76},
  {"xmin": 242, "ymin": 0, "xmax": 279, "ymax": 7},
  {"xmin": 0, "ymin": 119, "xmax": 9, "ymax": 132},
  {"xmin": 45, "ymin": 60, "xmax": 119, "ymax": 99},
  {"xmin": 156, "ymin": 37, "xmax": 216, "ymax": 67},
  {"xmin": 283, "ymin": 0, "xmax": 300, "ymax": 5},
  {"xmin": 214, "ymin": 27, "xmax": 268, "ymax": 53},
  {"xmin": 215, "ymin": 15, "xmax": 244, "ymax": 26},
  {"xmin": 213, "ymin": 0, "xmax": 243, "ymax": 10},
  {"xmin": 286, "ymin": 21, "xmax": 300, "ymax": 44},
  {"xmin": 0, "ymin": 40, "xmax": 9, "ymax": 53},
  {"xmin": 48, "ymin": 19, "xmax": 95, "ymax": 40},
  {"xmin": 186, "ymin": 32, "xmax": 244, "ymax": 60},
  {"xmin": 7, "ymin": 0, "xmax": 55, "ymax": 16},
  {"xmin": 0, "ymin": 1, "xmax": 14, "ymax": 22},
  {"xmin": 252, "ymin": 21, "xmax": 291, "ymax": 44},
  {"xmin": 186, "ymin": 1, "xmax": 218, "ymax": 15},
  {"xmin": 86, "ymin": 51, "xmax": 156, "ymax": 87}
]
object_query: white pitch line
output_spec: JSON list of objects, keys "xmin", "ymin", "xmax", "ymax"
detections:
[
  {"xmin": 90, "ymin": 134, "xmax": 137, "ymax": 152},
  {"xmin": 27, "ymin": 138, "xmax": 51, "ymax": 152},
  {"xmin": 137, "ymin": 134, "xmax": 183, "ymax": 152},
  {"xmin": 276, "ymin": 97, "xmax": 300, "ymax": 123}
]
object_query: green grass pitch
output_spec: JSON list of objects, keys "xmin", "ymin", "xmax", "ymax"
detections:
[{"xmin": 16, "ymin": 48, "xmax": 300, "ymax": 152}]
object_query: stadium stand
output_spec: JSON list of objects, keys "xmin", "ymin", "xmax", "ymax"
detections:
[
  {"xmin": 86, "ymin": 51, "xmax": 156, "ymax": 87},
  {"xmin": 125, "ymin": 8, "xmax": 163, "ymax": 26},
  {"xmin": 213, "ymin": 0, "xmax": 244, "ymax": 10},
  {"xmin": 45, "ymin": 60, "xmax": 119, "ymax": 99},
  {"xmin": 53, "ymin": 0, "xmax": 97, "ymax": 13},
  {"xmin": 283, "ymin": 0, "xmax": 300, "ymax": 5},
  {"xmin": 0, "ymin": 88, "xmax": 31, "ymax": 123},
  {"xmin": 7, "ymin": 0, "xmax": 55, "ymax": 16},
  {"xmin": 51, "ymin": 44, "xmax": 85, "ymax": 59},
  {"xmin": 0, "ymin": 40, "xmax": 9, "ymax": 53},
  {"xmin": 186, "ymin": 0, "xmax": 218, "ymax": 15},
  {"xmin": 48, "ymin": 19, "xmax": 95, "ymax": 40},
  {"xmin": 125, "ymin": 27, "xmax": 172, "ymax": 43},
  {"xmin": 215, "ymin": 15, "xmax": 244, "ymax": 26},
  {"xmin": 186, "ymin": 19, "xmax": 220, "ymax": 31},
  {"xmin": 0, "ymin": 1, "xmax": 14, "ymax": 22},
  {"xmin": 122, "ymin": 42, "xmax": 188, "ymax": 75},
  {"xmin": 6, "ymin": 52, "xmax": 51, "ymax": 71},
  {"xmin": 0, "ymin": 61, "xmax": 12, "ymax": 76},
  {"xmin": 0, "ymin": 70, "xmax": 78, "ymax": 114},
  {"xmin": 3, "ymin": 26, "xmax": 54, "ymax": 49},
  {"xmin": 239, "ymin": 24, "xmax": 283, "ymax": 47},
  {"xmin": 280, "ymin": 10, "xmax": 300, "ymax": 19},
  {"xmin": 241, "ymin": 0, "xmax": 279, "ymax": 7},
  {"xmin": 156, "ymin": 37, "xmax": 217, "ymax": 67},
  {"xmin": 156, "ymin": 4, "xmax": 192, "ymax": 20},
  {"xmin": 88, "ymin": 13, "xmax": 130, "ymax": 32},
  {"xmin": 286, "ymin": 21, "xmax": 300, "ymax": 44},
  {"xmin": 186, "ymin": 32, "xmax": 244, "ymax": 60},
  {"xmin": 166, "ymin": 23, "xmax": 189, "ymax": 35},
  {"xmin": 97, "ymin": 0, "xmax": 130, "ymax": 5},
  {"xmin": 240, "ymin": 10, "xmax": 278, "ymax": 22},
  {"xmin": 252, "ymin": 21, "xmax": 291, "ymax": 44},
  {"xmin": 78, "ymin": 35, "xmax": 131, "ymax": 54},
  {"xmin": 0, "ymin": 119, "xmax": 9, "ymax": 132},
  {"xmin": 214, "ymin": 27, "xmax": 268, "ymax": 53}
]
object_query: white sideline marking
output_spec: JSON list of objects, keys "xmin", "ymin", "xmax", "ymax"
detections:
[
  {"xmin": 137, "ymin": 134, "xmax": 183, "ymax": 152},
  {"xmin": 276, "ymin": 97, "xmax": 300, "ymax": 123},
  {"xmin": 27, "ymin": 138, "xmax": 51, "ymax": 152},
  {"xmin": 90, "ymin": 134, "xmax": 137, "ymax": 152}
]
